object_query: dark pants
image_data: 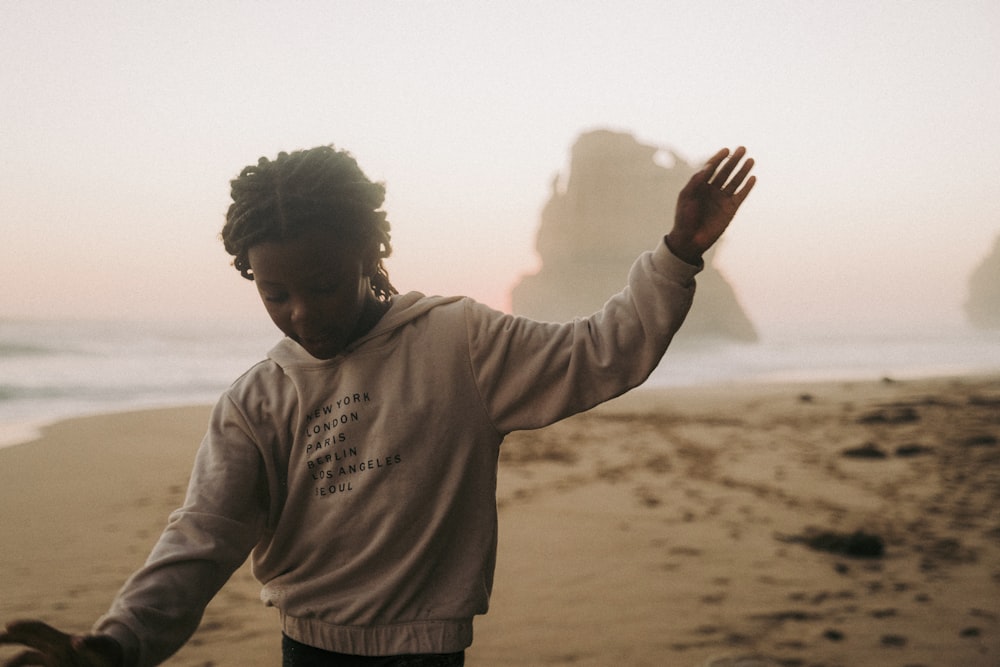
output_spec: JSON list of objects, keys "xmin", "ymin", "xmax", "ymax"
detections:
[{"xmin": 281, "ymin": 635, "xmax": 465, "ymax": 667}]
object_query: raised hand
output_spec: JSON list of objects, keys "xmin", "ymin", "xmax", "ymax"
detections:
[
  {"xmin": 0, "ymin": 621, "xmax": 122, "ymax": 667},
  {"xmin": 666, "ymin": 146, "xmax": 756, "ymax": 265}
]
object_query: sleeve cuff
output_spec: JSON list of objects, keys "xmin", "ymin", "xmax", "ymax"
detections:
[
  {"xmin": 92, "ymin": 621, "xmax": 140, "ymax": 667},
  {"xmin": 655, "ymin": 237, "xmax": 703, "ymax": 281}
]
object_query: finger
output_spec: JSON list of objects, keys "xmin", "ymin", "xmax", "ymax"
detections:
[
  {"xmin": 710, "ymin": 146, "xmax": 747, "ymax": 188},
  {"xmin": 689, "ymin": 148, "xmax": 730, "ymax": 194},
  {"xmin": 0, "ymin": 622, "xmax": 72, "ymax": 666},
  {"xmin": 702, "ymin": 147, "xmax": 730, "ymax": 175},
  {"xmin": 1, "ymin": 621, "xmax": 69, "ymax": 651},
  {"xmin": 722, "ymin": 157, "xmax": 755, "ymax": 195},
  {"xmin": 731, "ymin": 174, "xmax": 757, "ymax": 208}
]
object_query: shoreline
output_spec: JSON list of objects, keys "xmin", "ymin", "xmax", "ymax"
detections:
[
  {"xmin": 2, "ymin": 374, "xmax": 998, "ymax": 666},
  {"xmin": 5, "ymin": 368, "xmax": 1000, "ymax": 451},
  {"xmin": 0, "ymin": 400, "xmax": 218, "ymax": 450},
  {"xmin": 0, "ymin": 419, "xmax": 48, "ymax": 450}
]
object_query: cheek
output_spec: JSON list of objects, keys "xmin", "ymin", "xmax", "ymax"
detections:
[{"xmin": 256, "ymin": 296, "xmax": 290, "ymax": 328}]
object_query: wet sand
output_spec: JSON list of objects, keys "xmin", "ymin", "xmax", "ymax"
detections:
[{"xmin": 2, "ymin": 375, "xmax": 998, "ymax": 666}]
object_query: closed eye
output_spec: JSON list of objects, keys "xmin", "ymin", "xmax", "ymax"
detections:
[{"xmin": 261, "ymin": 291, "xmax": 288, "ymax": 304}]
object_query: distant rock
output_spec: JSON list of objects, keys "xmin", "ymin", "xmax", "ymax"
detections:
[
  {"xmin": 511, "ymin": 129, "xmax": 757, "ymax": 343},
  {"xmin": 965, "ymin": 233, "xmax": 1000, "ymax": 329}
]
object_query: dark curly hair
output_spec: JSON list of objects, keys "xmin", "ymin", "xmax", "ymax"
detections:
[{"xmin": 221, "ymin": 145, "xmax": 397, "ymax": 301}]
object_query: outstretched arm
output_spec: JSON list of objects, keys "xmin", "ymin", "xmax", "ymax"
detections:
[
  {"xmin": 666, "ymin": 146, "xmax": 756, "ymax": 265},
  {"xmin": 0, "ymin": 620, "xmax": 122, "ymax": 667}
]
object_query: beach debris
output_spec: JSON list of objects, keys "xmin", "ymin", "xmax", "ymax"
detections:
[
  {"xmin": 856, "ymin": 405, "xmax": 920, "ymax": 424},
  {"xmin": 870, "ymin": 608, "xmax": 898, "ymax": 618},
  {"xmin": 750, "ymin": 610, "xmax": 819, "ymax": 623},
  {"xmin": 634, "ymin": 485, "xmax": 662, "ymax": 507},
  {"xmin": 916, "ymin": 537, "xmax": 978, "ymax": 570},
  {"xmin": 880, "ymin": 634, "xmax": 908, "ymax": 647},
  {"xmin": 841, "ymin": 442, "xmax": 888, "ymax": 459},
  {"xmin": 822, "ymin": 629, "xmax": 845, "ymax": 641},
  {"xmin": 962, "ymin": 433, "xmax": 998, "ymax": 447},
  {"xmin": 777, "ymin": 528, "xmax": 886, "ymax": 558},
  {"xmin": 969, "ymin": 393, "xmax": 1000, "ymax": 406},
  {"xmin": 959, "ymin": 626, "xmax": 982, "ymax": 638},
  {"xmin": 970, "ymin": 607, "xmax": 998, "ymax": 621},
  {"xmin": 894, "ymin": 443, "xmax": 934, "ymax": 457}
]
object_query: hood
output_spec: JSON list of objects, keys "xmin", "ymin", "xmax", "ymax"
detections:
[{"xmin": 266, "ymin": 291, "xmax": 465, "ymax": 368}]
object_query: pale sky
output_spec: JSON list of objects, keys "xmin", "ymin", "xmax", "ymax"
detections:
[{"xmin": 3, "ymin": 1, "xmax": 999, "ymax": 336}]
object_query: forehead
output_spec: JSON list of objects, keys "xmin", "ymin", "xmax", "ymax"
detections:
[{"xmin": 247, "ymin": 227, "xmax": 365, "ymax": 283}]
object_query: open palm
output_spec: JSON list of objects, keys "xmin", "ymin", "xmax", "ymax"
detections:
[{"xmin": 667, "ymin": 147, "xmax": 756, "ymax": 264}]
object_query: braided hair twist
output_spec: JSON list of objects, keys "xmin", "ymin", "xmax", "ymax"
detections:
[{"xmin": 221, "ymin": 145, "xmax": 397, "ymax": 301}]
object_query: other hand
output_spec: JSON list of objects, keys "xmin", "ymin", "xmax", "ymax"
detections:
[
  {"xmin": 0, "ymin": 621, "xmax": 122, "ymax": 667},
  {"xmin": 667, "ymin": 146, "xmax": 756, "ymax": 264}
]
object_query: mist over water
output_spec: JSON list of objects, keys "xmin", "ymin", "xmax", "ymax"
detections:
[
  {"xmin": 2, "ymin": 316, "xmax": 998, "ymax": 448},
  {"xmin": 0, "ymin": 318, "xmax": 279, "ymax": 445},
  {"xmin": 652, "ymin": 324, "xmax": 1000, "ymax": 388}
]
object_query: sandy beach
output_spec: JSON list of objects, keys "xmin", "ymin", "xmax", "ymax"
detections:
[{"xmin": 2, "ymin": 375, "xmax": 998, "ymax": 666}]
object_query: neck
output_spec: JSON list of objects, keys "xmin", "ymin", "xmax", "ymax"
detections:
[{"xmin": 348, "ymin": 295, "xmax": 390, "ymax": 344}]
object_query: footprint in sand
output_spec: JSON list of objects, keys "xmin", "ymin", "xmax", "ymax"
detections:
[
  {"xmin": 702, "ymin": 655, "xmax": 787, "ymax": 667},
  {"xmin": 880, "ymin": 633, "xmax": 908, "ymax": 647}
]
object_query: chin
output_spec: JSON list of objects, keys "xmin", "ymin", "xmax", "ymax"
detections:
[{"xmin": 294, "ymin": 338, "xmax": 341, "ymax": 360}]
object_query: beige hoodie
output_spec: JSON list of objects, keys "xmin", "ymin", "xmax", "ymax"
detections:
[{"xmin": 96, "ymin": 241, "xmax": 699, "ymax": 665}]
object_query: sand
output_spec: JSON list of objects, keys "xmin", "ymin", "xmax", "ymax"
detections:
[{"xmin": 2, "ymin": 375, "xmax": 998, "ymax": 666}]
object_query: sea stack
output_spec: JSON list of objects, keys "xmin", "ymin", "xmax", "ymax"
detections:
[
  {"xmin": 511, "ymin": 129, "xmax": 757, "ymax": 343},
  {"xmin": 965, "ymin": 233, "xmax": 1000, "ymax": 330}
]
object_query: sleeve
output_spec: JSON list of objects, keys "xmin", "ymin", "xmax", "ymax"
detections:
[
  {"xmin": 92, "ymin": 394, "xmax": 269, "ymax": 667},
  {"xmin": 468, "ymin": 240, "xmax": 700, "ymax": 433}
]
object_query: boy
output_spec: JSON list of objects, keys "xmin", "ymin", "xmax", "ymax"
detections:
[{"xmin": 1, "ymin": 144, "xmax": 755, "ymax": 666}]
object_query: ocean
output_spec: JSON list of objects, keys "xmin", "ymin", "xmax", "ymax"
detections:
[
  {"xmin": 1, "ymin": 317, "xmax": 998, "ymax": 447},
  {"xmin": 0, "ymin": 318, "xmax": 278, "ymax": 446}
]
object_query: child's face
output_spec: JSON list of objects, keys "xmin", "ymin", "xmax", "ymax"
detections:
[{"xmin": 247, "ymin": 226, "xmax": 377, "ymax": 360}]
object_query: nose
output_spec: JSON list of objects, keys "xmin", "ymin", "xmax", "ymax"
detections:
[{"xmin": 289, "ymin": 295, "xmax": 319, "ymax": 330}]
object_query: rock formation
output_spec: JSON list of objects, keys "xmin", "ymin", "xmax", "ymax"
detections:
[
  {"xmin": 965, "ymin": 233, "xmax": 1000, "ymax": 329},
  {"xmin": 511, "ymin": 129, "xmax": 757, "ymax": 343}
]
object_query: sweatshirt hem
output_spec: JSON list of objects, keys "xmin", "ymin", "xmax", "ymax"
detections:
[{"xmin": 281, "ymin": 614, "xmax": 474, "ymax": 656}]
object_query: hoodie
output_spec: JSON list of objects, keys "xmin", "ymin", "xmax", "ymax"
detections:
[{"xmin": 95, "ymin": 240, "xmax": 699, "ymax": 665}]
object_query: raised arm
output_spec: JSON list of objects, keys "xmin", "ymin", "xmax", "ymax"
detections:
[{"xmin": 666, "ymin": 146, "xmax": 756, "ymax": 265}]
